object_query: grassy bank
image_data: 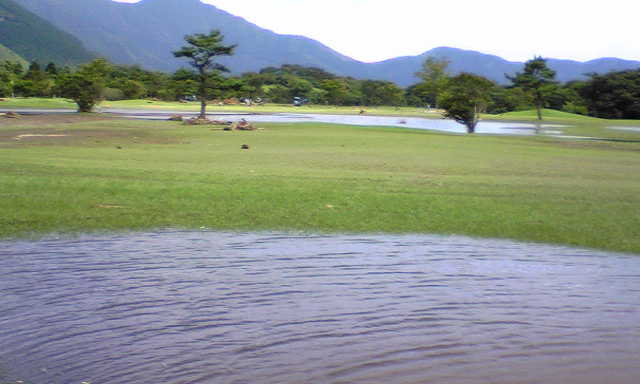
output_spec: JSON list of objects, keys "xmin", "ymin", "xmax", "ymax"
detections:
[
  {"xmin": 1, "ymin": 97, "xmax": 438, "ymax": 117},
  {"xmin": 1, "ymin": 114, "xmax": 639, "ymax": 254}
]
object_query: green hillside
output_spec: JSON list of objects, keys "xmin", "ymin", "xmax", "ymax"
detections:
[
  {"xmin": 0, "ymin": 42, "xmax": 27, "ymax": 66},
  {"xmin": 0, "ymin": 0, "xmax": 95, "ymax": 66}
]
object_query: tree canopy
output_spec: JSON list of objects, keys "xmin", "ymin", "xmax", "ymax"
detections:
[
  {"xmin": 507, "ymin": 57, "xmax": 557, "ymax": 120},
  {"xmin": 173, "ymin": 30, "xmax": 236, "ymax": 118},
  {"xmin": 415, "ymin": 56, "xmax": 450, "ymax": 108},
  {"xmin": 57, "ymin": 59, "xmax": 110, "ymax": 112},
  {"xmin": 1, "ymin": 53, "xmax": 637, "ymax": 122},
  {"xmin": 580, "ymin": 70, "xmax": 640, "ymax": 119},
  {"xmin": 440, "ymin": 73, "xmax": 495, "ymax": 133}
]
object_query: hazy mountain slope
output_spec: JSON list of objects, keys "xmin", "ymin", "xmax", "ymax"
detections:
[
  {"xmin": 362, "ymin": 47, "xmax": 523, "ymax": 85},
  {"xmin": 0, "ymin": 42, "xmax": 27, "ymax": 65},
  {"xmin": 14, "ymin": 0, "xmax": 640, "ymax": 86},
  {"xmin": 15, "ymin": 0, "xmax": 365, "ymax": 75},
  {"xmin": 0, "ymin": 0, "xmax": 95, "ymax": 65},
  {"xmin": 366, "ymin": 47, "xmax": 640, "ymax": 85}
]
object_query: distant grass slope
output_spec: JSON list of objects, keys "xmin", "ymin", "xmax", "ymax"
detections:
[
  {"xmin": 0, "ymin": 0, "xmax": 95, "ymax": 66},
  {"xmin": 0, "ymin": 42, "xmax": 27, "ymax": 66},
  {"xmin": 491, "ymin": 109, "xmax": 603, "ymax": 122}
]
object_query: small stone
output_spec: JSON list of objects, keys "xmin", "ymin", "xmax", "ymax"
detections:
[
  {"xmin": 3, "ymin": 111, "xmax": 19, "ymax": 118},
  {"xmin": 234, "ymin": 118, "xmax": 257, "ymax": 130}
]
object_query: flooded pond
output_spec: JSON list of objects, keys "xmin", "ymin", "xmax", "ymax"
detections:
[
  {"xmin": 1, "ymin": 231, "xmax": 639, "ymax": 384},
  {"xmin": 1, "ymin": 108, "xmax": 566, "ymax": 135},
  {"xmin": 120, "ymin": 110, "xmax": 564, "ymax": 135},
  {"xmin": 608, "ymin": 126, "xmax": 640, "ymax": 133}
]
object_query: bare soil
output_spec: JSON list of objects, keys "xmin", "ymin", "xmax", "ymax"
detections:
[
  {"xmin": 0, "ymin": 113, "xmax": 178, "ymax": 146},
  {"xmin": 0, "ymin": 113, "xmax": 115, "ymax": 128}
]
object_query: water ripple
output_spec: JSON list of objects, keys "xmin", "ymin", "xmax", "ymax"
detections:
[{"xmin": 0, "ymin": 231, "xmax": 639, "ymax": 384}]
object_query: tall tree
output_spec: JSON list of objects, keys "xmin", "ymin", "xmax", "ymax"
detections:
[
  {"xmin": 45, "ymin": 62, "xmax": 58, "ymax": 76},
  {"xmin": 361, "ymin": 80, "xmax": 404, "ymax": 107},
  {"xmin": 580, "ymin": 70, "xmax": 640, "ymax": 119},
  {"xmin": 173, "ymin": 30, "xmax": 236, "ymax": 118},
  {"xmin": 508, "ymin": 57, "xmax": 557, "ymax": 120},
  {"xmin": 320, "ymin": 79, "xmax": 349, "ymax": 106},
  {"xmin": 415, "ymin": 56, "xmax": 450, "ymax": 108},
  {"xmin": 56, "ymin": 59, "xmax": 111, "ymax": 112},
  {"xmin": 439, "ymin": 73, "xmax": 494, "ymax": 134},
  {"xmin": 0, "ymin": 61, "xmax": 24, "ymax": 97}
]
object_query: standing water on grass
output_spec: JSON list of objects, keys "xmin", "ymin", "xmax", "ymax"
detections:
[
  {"xmin": 1, "ymin": 231, "xmax": 639, "ymax": 384},
  {"xmin": 118, "ymin": 110, "xmax": 564, "ymax": 135},
  {"xmin": 1, "ymin": 108, "xmax": 566, "ymax": 135}
]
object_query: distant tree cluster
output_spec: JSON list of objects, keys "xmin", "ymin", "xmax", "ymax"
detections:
[
  {"xmin": 411, "ymin": 56, "xmax": 640, "ymax": 132},
  {"xmin": 2, "ymin": 29, "xmax": 639, "ymax": 122},
  {"xmin": 579, "ymin": 69, "xmax": 640, "ymax": 119}
]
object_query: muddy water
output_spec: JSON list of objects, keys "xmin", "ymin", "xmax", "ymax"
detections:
[{"xmin": 1, "ymin": 231, "xmax": 639, "ymax": 384}]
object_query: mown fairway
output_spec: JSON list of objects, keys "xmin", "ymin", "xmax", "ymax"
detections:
[
  {"xmin": 0, "ymin": 97, "xmax": 441, "ymax": 117},
  {"xmin": 1, "ymin": 114, "xmax": 639, "ymax": 253}
]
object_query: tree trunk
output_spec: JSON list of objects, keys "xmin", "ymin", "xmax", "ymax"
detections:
[
  {"xmin": 467, "ymin": 104, "xmax": 479, "ymax": 134},
  {"xmin": 466, "ymin": 123, "xmax": 476, "ymax": 134},
  {"xmin": 198, "ymin": 67, "xmax": 207, "ymax": 119},
  {"xmin": 536, "ymin": 104, "xmax": 542, "ymax": 120},
  {"xmin": 535, "ymin": 95, "xmax": 543, "ymax": 120},
  {"xmin": 199, "ymin": 98, "xmax": 207, "ymax": 119},
  {"xmin": 76, "ymin": 99, "xmax": 94, "ymax": 113}
]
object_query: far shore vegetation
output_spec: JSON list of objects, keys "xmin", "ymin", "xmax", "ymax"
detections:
[{"xmin": 2, "ymin": 50, "xmax": 640, "ymax": 122}]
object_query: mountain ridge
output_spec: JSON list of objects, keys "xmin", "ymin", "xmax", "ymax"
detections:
[
  {"xmin": 0, "ymin": 42, "xmax": 28, "ymax": 65},
  {"xmin": 12, "ymin": 0, "xmax": 640, "ymax": 85},
  {"xmin": 0, "ymin": 0, "xmax": 95, "ymax": 66}
]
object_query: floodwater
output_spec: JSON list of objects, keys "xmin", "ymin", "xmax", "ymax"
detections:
[
  {"xmin": 1, "ymin": 107, "xmax": 566, "ymax": 135},
  {"xmin": 1, "ymin": 231, "xmax": 639, "ymax": 384},
  {"xmin": 608, "ymin": 126, "xmax": 640, "ymax": 133},
  {"xmin": 120, "ymin": 110, "xmax": 564, "ymax": 135}
]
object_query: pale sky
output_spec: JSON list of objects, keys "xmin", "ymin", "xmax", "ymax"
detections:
[{"xmin": 114, "ymin": 0, "xmax": 639, "ymax": 63}]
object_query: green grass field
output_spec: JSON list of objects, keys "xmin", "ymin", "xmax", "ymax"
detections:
[
  {"xmin": 1, "ymin": 114, "xmax": 639, "ymax": 254},
  {"xmin": 492, "ymin": 109, "xmax": 605, "ymax": 122},
  {"xmin": 0, "ymin": 97, "xmax": 78, "ymax": 109},
  {"xmin": 0, "ymin": 97, "xmax": 441, "ymax": 117}
]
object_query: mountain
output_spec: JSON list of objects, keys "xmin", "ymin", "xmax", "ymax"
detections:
[
  {"xmin": 0, "ymin": 0, "xmax": 95, "ymax": 66},
  {"xmin": 13, "ymin": 0, "xmax": 640, "ymax": 86},
  {"xmin": 360, "ymin": 47, "xmax": 523, "ymax": 85},
  {"xmin": 364, "ymin": 47, "xmax": 640, "ymax": 85},
  {"xmin": 0, "ymin": 42, "xmax": 27, "ymax": 66},
  {"xmin": 14, "ymin": 0, "xmax": 363, "ymax": 76}
]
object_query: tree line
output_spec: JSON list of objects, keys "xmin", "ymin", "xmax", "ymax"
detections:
[{"xmin": 1, "ymin": 29, "xmax": 639, "ymax": 124}]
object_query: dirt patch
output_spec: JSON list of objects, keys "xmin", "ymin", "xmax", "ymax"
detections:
[
  {"xmin": 14, "ymin": 134, "xmax": 69, "ymax": 140},
  {"xmin": 0, "ymin": 114, "xmax": 181, "ymax": 147},
  {"xmin": 96, "ymin": 204, "xmax": 126, "ymax": 209},
  {"xmin": 0, "ymin": 127, "xmax": 182, "ymax": 147},
  {"xmin": 0, "ymin": 128, "xmax": 125, "ymax": 145},
  {"xmin": 543, "ymin": 136, "xmax": 640, "ymax": 152},
  {"xmin": 0, "ymin": 113, "xmax": 115, "ymax": 128}
]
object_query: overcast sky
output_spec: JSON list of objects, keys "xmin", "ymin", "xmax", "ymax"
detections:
[{"xmin": 114, "ymin": 0, "xmax": 638, "ymax": 63}]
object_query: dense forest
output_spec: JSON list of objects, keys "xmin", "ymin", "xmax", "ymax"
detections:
[{"xmin": 1, "ymin": 57, "xmax": 639, "ymax": 119}]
